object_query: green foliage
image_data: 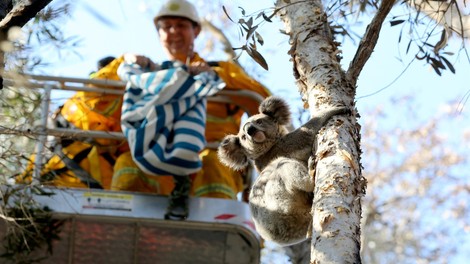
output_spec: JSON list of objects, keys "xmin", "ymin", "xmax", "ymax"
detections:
[
  {"xmin": 0, "ymin": 4, "xmax": 77, "ymax": 260},
  {"xmin": 390, "ymin": 11, "xmax": 457, "ymax": 76},
  {"xmin": 222, "ymin": 5, "xmax": 278, "ymax": 70},
  {"xmin": 0, "ymin": 184, "xmax": 62, "ymax": 264},
  {"xmin": 5, "ymin": 2, "xmax": 79, "ymax": 73},
  {"xmin": 1, "ymin": 1, "xmax": 78, "ymax": 181},
  {"xmin": 232, "ymin": 0, "xmax": 464, "ymax": 77},
  {"xmin": 0, "ymin": 85, "xmax": 42, "ymax": 181}
]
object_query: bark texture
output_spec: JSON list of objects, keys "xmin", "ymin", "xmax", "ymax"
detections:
[
  {"xmin": 0, "ymin": 0, "xmax": 52, "ymax": 29},
  {"xmin": 0, "ymin": 0, "xmax": 52, "ymax": 88},
  {"xmin": 276, "ymin": 0, "xmax": 365, "ymax": 263}
]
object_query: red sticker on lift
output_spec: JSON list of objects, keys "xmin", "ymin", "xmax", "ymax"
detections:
[{"xmin": 214, "ymin": 214, "xmax": 236, "ymax": 220}]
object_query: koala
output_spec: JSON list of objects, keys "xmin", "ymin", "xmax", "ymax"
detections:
[{"xmin": 218, "ymin": 96, "xmax": 349, "ymax": 245}]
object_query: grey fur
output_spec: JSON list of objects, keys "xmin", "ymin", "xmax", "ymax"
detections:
[{"xmin": 218, "ymin": 96, "xmax": 350, "ymax": 245}]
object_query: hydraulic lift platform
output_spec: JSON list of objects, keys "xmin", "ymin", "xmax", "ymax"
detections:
[
  {"xmin": 0, "ymin": 74, "xmax": 264, "ymax": 263},
  {"xmin": 0, "ymin": 187, "xmax": 260, "ymax": 264}
]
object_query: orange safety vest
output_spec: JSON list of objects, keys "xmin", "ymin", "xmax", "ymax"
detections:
[{"xmin": 19, "ymin": 57, "xmax": 128, "ymax": 189}]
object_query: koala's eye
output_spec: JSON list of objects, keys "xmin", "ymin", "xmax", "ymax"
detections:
[{"xmin": 255, "ymin": 120, "xmax": 262, "ymax": 124}]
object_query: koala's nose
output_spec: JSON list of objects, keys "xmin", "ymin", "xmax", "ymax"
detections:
[{"xmin": 245, "ymin": 123, "xmax": 257, "ymax": 137}]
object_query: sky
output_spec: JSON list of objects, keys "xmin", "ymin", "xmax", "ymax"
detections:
[
  {"xmin": 28, "ymin": 0, "xmax": 469, "ymax": 263},
  {"xmin": 40, "ymin": 0, "xmax": 470, "ymax": 127}
]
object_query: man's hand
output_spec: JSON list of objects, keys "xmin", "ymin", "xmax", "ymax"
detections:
[
  {"xmin": 188, "ymin": 61, "xmax": 215, "ymax": 75},
  {"xmin": 123, "ymin": 53, "xmax": 158, "ymax": 71}
]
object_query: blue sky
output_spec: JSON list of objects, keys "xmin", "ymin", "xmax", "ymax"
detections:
[
  {"xmin": 43, "ymin": 0, "xmax": 470, "ymax": 124},
  {"xmin": 33, "ymin": 0, "xmax": 469, "ymax": 262}
]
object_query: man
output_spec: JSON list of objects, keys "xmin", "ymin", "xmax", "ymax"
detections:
[{"xmin": 111, "ymin": 0, "xmax": 271, "ymax": 200}]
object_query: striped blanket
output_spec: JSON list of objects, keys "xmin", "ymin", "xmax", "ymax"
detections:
[{"xmin": 118, "ymin": 61, "xmax": 225, "ymax": 177}]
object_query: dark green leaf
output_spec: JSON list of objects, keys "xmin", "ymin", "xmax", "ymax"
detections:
[
  {"xmin": 423, "ymin": 42, "xmax": 433, "ymax": 48},
  {"xmin": 222, "ymin": 6, "xmax": 234, "ymax": 22},
  {"xmin": 246, "ymin": 47, "xmax": 269, "ymax": 70},
  {"xmin": 406, "ymin": 40, "xmax": 411, "ymax": 54},
  {"xmin": 262, "ymin": 12, "xmax": 272, "ymax": 22},
  {"xmin": 238, "ymin": 6, "xmax": 246, "ymax": 16},
  {"xmin": 440, "ymin": 56, "xmax": 456, "ymax": 74},
  {"xmin": 238, "ymin": 26, "xmax": 245, "ymax": 37},
  {"xmin": 247, "ymin": 17, "xmax": 253, "ymax": 28},
  {"xmin": 431, "ymin": 63, "xmax": 442, "ymax": 76},
  {"xmin": 430, "ymin": 57, "xmax": 445, "ymax": 69},
  {"xmin": 239, "ymin": 19, "xmax": 249, "ymax": 32},
  {"xmin": 255, "ymin": 32, "xmax": 264, "ymax": 45},
  {"xmin": 246, "ymin": 25, "xmax": 258, "ymax": 41},
  {"xmin": 390, "ymin": 19, "xmax": 405, "ymax": 26}
]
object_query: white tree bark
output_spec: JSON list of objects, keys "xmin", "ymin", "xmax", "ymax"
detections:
[{"xmin": 276, "ymin": 0, "xmax": 365, "ymax": 263}]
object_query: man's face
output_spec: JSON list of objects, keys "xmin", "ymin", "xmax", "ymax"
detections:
[{"xmin": 156, "ymin": 17, "xmax": 200, "ymax": 60}]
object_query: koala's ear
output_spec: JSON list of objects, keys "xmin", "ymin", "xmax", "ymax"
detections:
[
  {"xmin": 217, "ymin": 135, "xmax": 249, "ymax": 170},
  {"xmin": 259, "ymin": 96, "xmax": 291, "ymax": 126}
]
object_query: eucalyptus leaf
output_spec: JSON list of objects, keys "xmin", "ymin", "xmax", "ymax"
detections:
[{"xmin": 247, "ymin": 47, "xmax": 269, "ymax": 70}]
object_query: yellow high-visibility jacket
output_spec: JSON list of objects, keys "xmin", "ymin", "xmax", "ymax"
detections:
[{"xmin": 19, "ymin": 57, "xmax": 128, "ymax": 189}]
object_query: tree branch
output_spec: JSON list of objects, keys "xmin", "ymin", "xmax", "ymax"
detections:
[
  {"xmin": 346, "ymin": 0, "xmax": 396, "ymax": 85},
  {"xmin": 0, "ymin": 0, "xmax": 52, "ymax": 89},
  {"xmin": 0, "ymin": 0, "xmax": 52, "ymax": 29}
]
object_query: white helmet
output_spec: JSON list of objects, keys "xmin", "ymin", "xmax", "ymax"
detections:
[{"xmin": 154, "ymin": 0, "xmax": 200, "ymax": 24}]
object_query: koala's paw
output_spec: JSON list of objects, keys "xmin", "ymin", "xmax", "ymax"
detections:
[{"xmin": 217, "ymin": 135, "xmax": 249, "ymax": 170}]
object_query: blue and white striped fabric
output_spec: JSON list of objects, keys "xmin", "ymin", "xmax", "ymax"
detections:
[{"xmin": 118, "ymin": 61, "xmax": 225, "ymax": 177}]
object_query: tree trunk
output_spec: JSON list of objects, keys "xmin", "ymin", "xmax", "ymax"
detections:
[{"xmin": 276, "ymin": 0, "xmax": 365, "ymax": 263}]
